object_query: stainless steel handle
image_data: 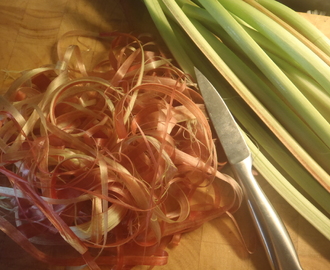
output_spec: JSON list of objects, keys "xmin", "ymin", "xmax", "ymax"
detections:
[{"xmin": 233, "ymin": 156, "xmax": 303, "ymax": 270}]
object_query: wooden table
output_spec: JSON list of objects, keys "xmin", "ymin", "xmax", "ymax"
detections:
[{"xmin": 0, "ymin": 1, "xmax": 329, "ymax": 269}]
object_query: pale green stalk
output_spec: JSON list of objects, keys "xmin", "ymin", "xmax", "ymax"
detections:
[
  {"xmin": 216, "ymin": 0, "xmax": 330, "ymax": 95},
  {"xmin": 184, "ymin": 6, "xmax": 330, "ymax": 125},
  {"xmin": 182, "ymin": 4, "xmax": 302, "ymax": 75},
  {"xmin": 255, "ymin": 0, "xmax": 330, "ymax": 56},
  {"xmin": 196, "ymin": 0, "xmax": 330, "ymax": 149},
  {"xmin": 190, "ymin": 18, "xmax": 330, "ymax": 173},
  {"xmin": 191, "ymin": 7, "xmax": 330, "ymax": 112},
  {"xmin": 267, "ymin": 52, "xmax": 330, "ymax": 122},
  {"xmin": 236, "ymin": 22, "xmax": 305, "ymax": 73},
  {"xmin": 186, "ymin": 2, "xmax": 330, "ymax": 93},
  {"xmin": 243, "ymin": 0, "xmax": 330, "ymax": 66}
]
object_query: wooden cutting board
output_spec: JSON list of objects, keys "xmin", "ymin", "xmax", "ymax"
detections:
[{"xmin": 0, "ymin": 1, "xmax": 329, "ymax": 269}]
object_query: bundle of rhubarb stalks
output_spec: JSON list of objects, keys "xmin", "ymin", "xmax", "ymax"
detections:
[{"xmin": 144, "ymin": 0, "xmax": 330, "ymax": 240}]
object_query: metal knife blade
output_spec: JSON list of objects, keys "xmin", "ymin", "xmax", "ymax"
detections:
[
  {"xmin": 195, "ymin": 67, "xmax": 303, "ymax": 270},
  {"xmin": 194, "ymin": 68, "xmax": 250, "ymax": 165}
]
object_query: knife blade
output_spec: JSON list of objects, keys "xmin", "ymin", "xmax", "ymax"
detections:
[{"xmin": 195, "ymin": 67, "xmax": 303, "ymax": 270}]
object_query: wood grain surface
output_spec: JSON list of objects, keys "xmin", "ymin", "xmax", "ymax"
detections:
[{"xmin": 0, "ymin": 1, "xmax": 329, "ymax": 269}]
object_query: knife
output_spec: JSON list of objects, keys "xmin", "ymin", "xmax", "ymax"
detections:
[{"xmin": 195, "ymin": 68, "xmax": 303, "ymax": 270}]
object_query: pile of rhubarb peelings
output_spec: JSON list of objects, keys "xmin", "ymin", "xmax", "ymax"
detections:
[{"xmin": 0, "ymin": 31, "xmax": 243, "ymax": 269}]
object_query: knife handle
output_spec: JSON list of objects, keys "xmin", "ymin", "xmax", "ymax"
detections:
[{"xmin": 233, "ymin": 156, "xmax": 303, "ymax": 270}]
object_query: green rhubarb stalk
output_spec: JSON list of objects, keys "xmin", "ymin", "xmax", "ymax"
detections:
[
  {"xmin": 267, "ymin": 52, "xmax": 330, "ymax": 122},
  {"xmin": 216, "ymin": 0, "xmax": 330, "ymax": 95},
  {"xmin": 182, "ymin": 3, "xmax": 314, "ymax": 78},
  {"xmin": 196, "ymin": 0, "xmax": 330, "ymax": 149},
  {"xmin": 255, "ymin": 0, "xmax": 330, "ymax": 56},
  {"xmin": 243, "ymin": 0, "xmax": 330, "ymax": 65},
  {"xmin": 189, "ymin": 18, "xmax": 330, "ymax": 173},
  {"xmin": 185, "ymin": 5, "xmax": 330, "ymax": 116}
]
